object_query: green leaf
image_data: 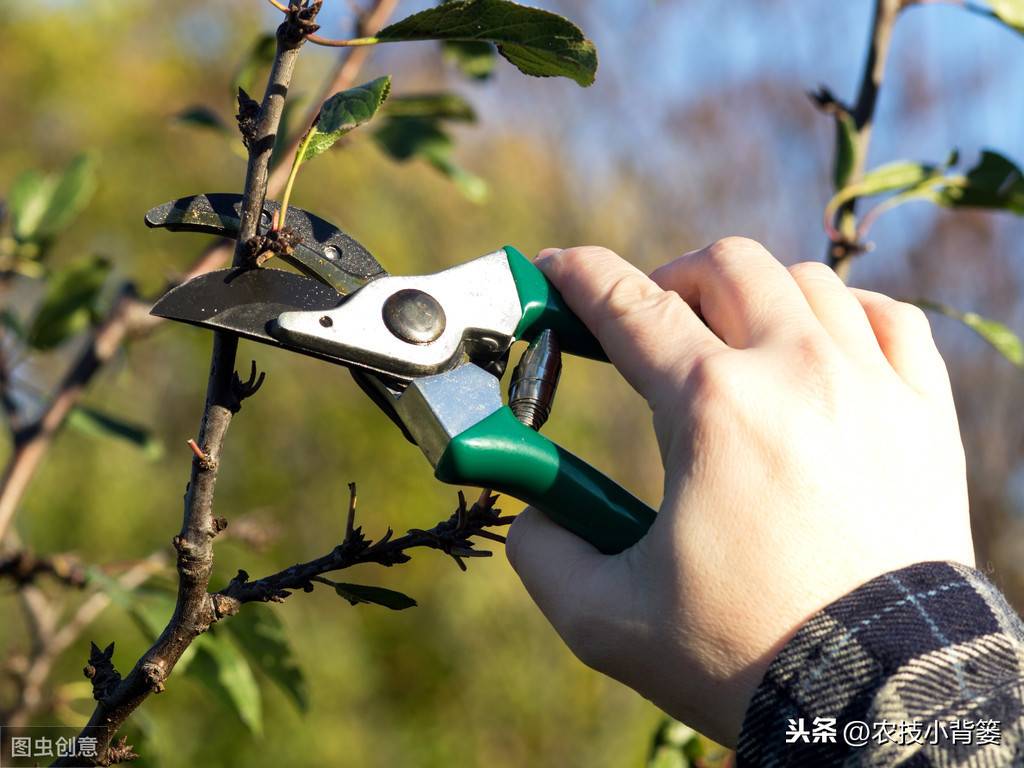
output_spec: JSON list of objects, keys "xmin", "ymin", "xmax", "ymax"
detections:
[
  {"xmin": 916, "ymin": 300, "xmax": 1024, "ymax": 368},
  {"xmin": 301, "ymin": 77, "xmax": 392, "ymax": 162},
  {"xmin": 442, "ymin": 40, "xmax": 497, "ymax": 80},
  {"xmin": 832, "ymin": 111, "xmax": 858, "ymax": 190},
  {"xmin": 384, "ymin": 93, "xmax": 477, "ymax": 122},
  {"xmin": 175, "ymin": 106, "xmax": 231, "ymax": 135},
  {"xmin": 83, "ymin": 571, "xmax": 198, "ymax": 670},
  {"xmin": 8, "ymin": 154, "xmax": 97, "ymax": 245},
  {"xmin": 991, "ymin": 0, "xmax": 1024, "ymax": 33},
  {"xmin": 374, "ymin": 118, "xmax": 488, "ymax": 202},
  {"xmin": 328, "ymin": 581, "xmax": 417, "ymax": 610},
  {"xmin": 188, "ymin": 631, "xmax": 263, "ymax": 735},
  {"xmin": 232, "ymin": 33, "xmax": 277, "ymax": 101},
  {"xmin": 646, "ymin": 718, "xmax": 698, "ymax": 768},
  {"xmin": 8, "ymin": 170, "xmax": 56, "ymax": 244},
  {"xmin": 376, "ymin": 0, "xmax": 598, "ymax": 87},
  {"xmin": 35, "ymin": 154, "xmax": 98, "ymax": 242},
  {"xmin": 225, "ymin": 607, "xmax": 308, "ymax": 713},
  {"xmin": 937, "ymin": 150, "xmax": 1024, "ymax": 214},
  {"xmin": 67, "ymin": 406, "xmax": 164, "ymax": 460},
  {"xmin": 27, "ymin": 255, "xmax": 111, "ymax": 349},
  {"xmin": 374, "ymin": 117, "xmax": 451, "ymax": 161}
]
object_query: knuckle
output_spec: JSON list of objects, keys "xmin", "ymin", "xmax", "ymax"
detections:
[
  {"xmin": 704, "ymin": 236, "xmax": 772, "ymax": 267},
  {"xmin": 596, "ymin": 272, "xmax": 667, "ymax": 324},
  {"xmin": 868, "ymin": 298, "xmax": 933, "ymax": 340},
  {"xmin": 889, "ymin": 301, "xmax": 932, "ymax": 336},
  {"xmin": 557, "ymin": 245, "xmax": 618, "ymax": 273},
  {"xmin": 788, "ymin": 260, "xmax": 837, "ymax": 284},
  {"xmin": 683, "ymin": 351, "xmax": 741, "ymax": 411}
]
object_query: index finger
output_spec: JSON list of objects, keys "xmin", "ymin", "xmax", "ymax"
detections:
[{"xmin": 536, "ymin": 246, "xmax": 722, "ymax": 404}]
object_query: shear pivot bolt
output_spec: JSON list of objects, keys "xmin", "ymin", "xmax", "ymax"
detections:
[{"xmin": 382, "ymin": 289, "xmax": 445, "ymax": 344}]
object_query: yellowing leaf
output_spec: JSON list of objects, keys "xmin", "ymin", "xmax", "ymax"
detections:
[{"xmin": 916, "ymin": 300, "xmax": 1024, "ymax": 368}]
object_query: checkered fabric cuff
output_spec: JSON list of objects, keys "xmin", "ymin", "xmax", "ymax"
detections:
[{"xmin": 736, "ymin": 561, "xmax": 1024, "ymax": 767}]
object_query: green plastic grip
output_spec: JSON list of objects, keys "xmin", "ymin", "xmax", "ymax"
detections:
[
  {"xmin": 504, "ymin": 246, "xmax": 606, "ymax": 361},
  {"xmin": 435, "ymin": 407, "xmax": 657, "ymax": 555}
]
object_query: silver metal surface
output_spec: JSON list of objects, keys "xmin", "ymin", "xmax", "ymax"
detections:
[
  {"xmin": 509, "ymin": 329, "xmax": 561, "ymax": 430},
  {"xmin": 272, "ymin": 250, "xmax": 522, "ymax": 378},
  {"xmin": 382, "ymin": 289, "xmax": 446, "ymax": 344},
  {"xmin": 389, "ymin": 364, "xmax": 504, "ymax": 467}
]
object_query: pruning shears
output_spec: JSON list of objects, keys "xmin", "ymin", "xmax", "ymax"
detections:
[{"xmin": 147, "ymin": 193, "xmax": 657, "ymax": 554}]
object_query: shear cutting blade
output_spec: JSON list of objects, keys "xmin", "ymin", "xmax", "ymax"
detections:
[
  {"xmin": 151, "ymin": 268, "xmax": 356, "ymax": 365},
  {"xmin": 145, "ymin": 193, "xmax": 386, "ymax": 295}
]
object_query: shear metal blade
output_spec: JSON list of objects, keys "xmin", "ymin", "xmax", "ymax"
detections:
[
  {"xmin": 150, "ymin": 268, "xmax": 355, "ymax": 364},
  {"xmin": 145, "ymin": 193, "xmax": 386, "ymax": 295},
  {"xmin": 150, "ymin": 267, "xmax": 414, "ymax": 387}
]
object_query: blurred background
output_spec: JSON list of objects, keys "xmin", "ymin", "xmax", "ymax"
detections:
[{"xmin": 1, "ymin": 0, "xmax": 1022, "ymax": 766}]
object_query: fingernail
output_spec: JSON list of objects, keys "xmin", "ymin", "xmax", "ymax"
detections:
[{"xmin": 534, "ymin": 248, "xmax": 563, "ymax": 269}]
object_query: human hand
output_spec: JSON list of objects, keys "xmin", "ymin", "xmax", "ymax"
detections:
[{"xmin": 504, "ymin": 238, "xmax": 974, "ymax": 746}]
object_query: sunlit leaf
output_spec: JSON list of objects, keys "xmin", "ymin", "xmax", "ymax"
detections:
[
  {"xmin": 36, "ymin": 154, "xmax": 98, "ymax": 243},
  {"xmin": 301, "ymin": 77, "xmax": 392, "ymax": 162},
  {"xmin": 937, "ymin": 150, "xmax": 1024, "ymax": 214},
  {"xmin": 374, "ymin": 118, "xmax": 488, "ymax": 202},
  {"xmin": 646, "ymin": 718, "xmax": 698, "ymax": 768},
  {"xmin": 27, "ymin": 255, "xmax": 111, "ymax": 349},
  {"xmin": 384, "ymin": 93, "xmax": 477, "ymax": 122},
  {"xmin": 991, "ymin": 0, "xmax": 1024, "ymax": 34},
  {"xmin": 84, "ymin": 572, "xmax": 197, "ymax": 669},
  {"xmin": 442, "ymin": 40, "xmax": 497, "ymax": 80},
  {"xmin": 8, "ymin": 170, "xmax": 55, "ymax": 244},
  {"xmin": 188, "ymin": 631, "xmax": 263, "ymax": 735},
  {"xmin": 916, "ymin": 299, "xmax": 1024, "ymax": 368},
  {"xmin": 175, "ymin": 106, "xmax": 232, "ymax": 135},
  {"xmin": 8, "ymin": 154, "xmax": 97, "ymax": 246},
  {"xmin": 232, "ymin": 33, "xmax": 277, "ymax": 101},
  {"xmin": 328, "ymin": 580, "xmax": 417, "ymax": 610},
  {"xmin": 376, "ymin": 0, "xmax": 598, "ymax": 87},
  {"xmin": 225, "ymin": 607, "xmax": 309, "ymax": 713},
  {"xmin": 67, "ymin": 406, "xmax": 164, "ymax": 460}
]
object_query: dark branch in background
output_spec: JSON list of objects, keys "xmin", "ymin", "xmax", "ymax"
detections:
[
  {"xmin": 2, "ymin": 552, "xmax": 166, "ymax": 729},
  {"xmin": 0, "ymin": 548, "xmax": 87, "ymax": 588},
  {"xmin": 821, "ymin": 0, "xmax": 904, "ymax": 281}
]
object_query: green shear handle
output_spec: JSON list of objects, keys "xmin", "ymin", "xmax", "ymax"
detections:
[{"xmin": 435, "ymin": 247, "xmax": 658, "ymax": 555}]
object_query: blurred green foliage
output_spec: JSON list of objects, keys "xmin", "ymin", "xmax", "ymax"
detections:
[{"xmin": 0, "ymin": 2, "xmax": 664, "ymax": 765}]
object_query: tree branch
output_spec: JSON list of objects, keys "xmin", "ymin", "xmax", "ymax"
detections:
[
  {"xmin": 266, "ymin": 0, "xmax": 400, "ymax": 194},
  {"xmin": 213, "ymin": 490, "xmax": 511, "ymax": 617},
  {"xmin": 54, "ymin": 8, "xmax": 316, "ymax": 761},
  {"xmin": 824, "ymin": 0, "xmax": 904, "ymax": 281}
]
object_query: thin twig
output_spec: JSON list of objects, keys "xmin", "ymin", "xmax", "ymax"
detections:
[
  {"xmin": 212, "ymin": 491, "xmax": 511, "ymax": 616},
  {"xmin": 307, "ymin": 33, "xmax": 379, "ymax": 47},
  {"xmin": 266, "ymin": 0, "xmax": 400, "ymax": 194},
  {"xmin": 824, "ymin": 0, "xmax": 904, "ymax": 281}
]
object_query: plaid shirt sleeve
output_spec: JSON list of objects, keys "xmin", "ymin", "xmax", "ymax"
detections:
[{"xmin": 736, "ymin": 561, "xmax": 1024, "ymax": 767}]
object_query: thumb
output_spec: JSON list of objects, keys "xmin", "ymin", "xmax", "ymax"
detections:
[
  {"xmin": 505, "ymin": 507, "xmax": 632, "ymax": 665},
  {"xmin": 535, "ymin": 246, "xmax": 717, "ymax": 404}
]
